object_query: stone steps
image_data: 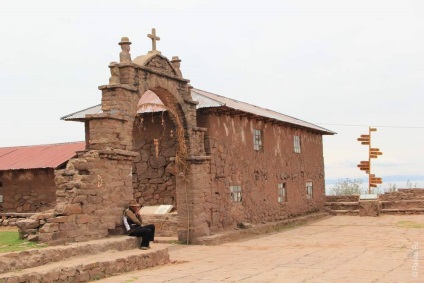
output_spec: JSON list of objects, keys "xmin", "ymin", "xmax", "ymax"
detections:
[
  {"xmin": 330, "ymin": 209, "xmax": 359, "ymax": 215},
  {"xmin": 325, "ymin": 202, "xmax": 359, "ymax": 206},
  {"xmin": 381, "ymin": 208, "xmax": 424, "ymax": 214},
  {"xmin": 0, "ymin": 236, "xmax": 172, "ymax": 283}
]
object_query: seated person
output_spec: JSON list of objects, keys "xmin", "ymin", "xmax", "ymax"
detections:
[{"xmin": 123, "ymin": 200, "xmax": 156, "ymax": 250}]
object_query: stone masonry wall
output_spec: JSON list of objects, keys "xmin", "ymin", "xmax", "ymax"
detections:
[
  {"xmin": 198, "ymin": 112, "xmax": 325, "ymax": 232},
  {"xmin": 379, "ymin": 189, "xmax": 424, "ymax": 201},
  {"xmin": 326, "ymin": 195, "xmax": 360, "ymax": 202},
  {"xmin": 0, "ymin": 169, "xmax": 56, "ymax": 213},
  {"xmin": 23, "ymin": 149, "xmax": 137, "ymax": 245},
  {"xmin": 132, "ymin": 112, "xmax": 177, "ymax": 208}
]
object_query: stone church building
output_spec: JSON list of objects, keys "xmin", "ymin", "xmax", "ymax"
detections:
[{"xmin": 18, "ymin": 30, "xmax": 334, "ymax": 244}]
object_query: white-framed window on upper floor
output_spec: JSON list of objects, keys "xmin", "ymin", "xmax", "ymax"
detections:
[
  {"xmin": 294, "ymin": 135, "xmax": 301, "ymax": 153},
  {"xmin": 306, "ymin": 181, "xmax": 313, "ymax": 199},
  {"xmin": 278, "ymin": 183, "xmax": 287, "ymax": 203},
  {"xmin": 253, "ymin": 129, "xmax": 263, "ymax": 151},
  {"xmin": 230, "ymin": 185, "xmax": 242, "ymax": 202}
]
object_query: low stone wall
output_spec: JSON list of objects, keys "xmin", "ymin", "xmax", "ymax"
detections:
[
  {"xmin": 379, "ymin": 188, "xmax": 424, "ymax": 201},
  {"xmin": 380, "ymin": 188, "xmax": 424, "ymax": 214},
  {"xmin": 17, "ymin": 210, "xmax": 179, "ymax": 242},
  {"xmin": 325, "ymin": 195, "xmax": 360, "ymax": 215},
  {"xmin": 325, "ymin": 189, "xmax": 424, "ymax": 216},
  {"xmin": 0, "ymin": 213, "xmax": 35, "ymax": 227},
  {"xmin": 326, "ymin": 195, "xmax": 359, "ymax": 202}
]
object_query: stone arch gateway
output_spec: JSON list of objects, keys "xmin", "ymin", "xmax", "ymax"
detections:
[{"xmin": 30, "ymin": 37, "xmax": 211, "ymax": 245}]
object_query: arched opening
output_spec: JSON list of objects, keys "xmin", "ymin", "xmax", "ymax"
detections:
[{"xmin": 131, "ymin": 89, "xmax": 187, "ymax": 210}]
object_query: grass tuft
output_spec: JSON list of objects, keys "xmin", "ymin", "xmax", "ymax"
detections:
[{"xmin": 396, "ymin": 221, "xmax": 424, "ymax": 229}]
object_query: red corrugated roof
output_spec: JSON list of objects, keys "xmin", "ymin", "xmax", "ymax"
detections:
[{"xmin": 0, "ymin": 141, "xmax": 85, "ymax": 171}]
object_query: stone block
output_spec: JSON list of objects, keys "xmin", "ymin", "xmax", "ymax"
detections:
[
  {"xmin": 73, "ymin": 160, "xmax": 89, "ymax": 171},
  {"xmin": 359, "ymin": 200, "xmax": 380, "ymax": 217},
  {"xmin": 16, "ymin": 219, "xmax": 40, "ymax": 230},
  {"xmin": 56, "ymin": 204, "xmax": 83, "ymax": 215},
  {"xmin": 39, "ymin": 223, "xmax": 60, "ymax": 233},
  {"xmin": 27, "ymin": 234, "xmax": 39, "ymax": 242},
  {"xmin": 59, "ymin": 222, "xmax": 78, "ymax": 231},
  {"xmin": 38, "ymin": 232, "xmax": 53, "ymax": 242},
  {"xmin": 149, "ymin": 156, "xmax": 167, "ymax": 168},
  {"xmin": 76, "ymin": 214, "xmax": 93, "ymax": 224},
  {"xmin": 51, "ymin": 231, "xmax": 68, "ymax": 240}
]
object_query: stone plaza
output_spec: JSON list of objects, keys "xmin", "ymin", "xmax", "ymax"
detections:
[{"xmin": 98, "ymin": 215, "xmax": 423, "ymax": 283}]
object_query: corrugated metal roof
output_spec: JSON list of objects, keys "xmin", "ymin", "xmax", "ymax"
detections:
[
  {"xmin": 62, "ymin": 88, "xmax": 335, "ymax": 134},
  {"xmin": 192, "ymin": 89, "xmax": 335, "ymax": 134},
  {"xmin": 61, "ymin": 105, "xmax": 102, "ymax": 121},
  {"xmin": 0, "ymin": 141, "xmax": 85, "ymax": 171}
]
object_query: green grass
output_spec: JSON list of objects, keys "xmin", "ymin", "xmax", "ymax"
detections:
[
  {"xmin": 396, "ymin": 221, "xmax": 424, "ymax": 229},
  {"xmin": 0, "ymin": 231, "xmax": 46, "ymax": 253}
]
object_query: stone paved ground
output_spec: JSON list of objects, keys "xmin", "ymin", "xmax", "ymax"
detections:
[{"xmin": 97, "ymin": 215, "xmax": 424, "ymax": 283}]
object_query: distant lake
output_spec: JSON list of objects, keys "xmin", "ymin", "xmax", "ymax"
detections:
[{"xmin": 325, "ymin": 177, "xmax": 424, "ymax": 195}]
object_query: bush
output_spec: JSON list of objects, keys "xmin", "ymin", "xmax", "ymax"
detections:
[{"xmin": 328, "ymin": 178, "xmax": 365, "ymax": 196}]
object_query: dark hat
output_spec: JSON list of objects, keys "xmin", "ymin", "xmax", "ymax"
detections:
[{"xmin": 129, "ymin": 200, "xmax": 141, "ymax": 207}]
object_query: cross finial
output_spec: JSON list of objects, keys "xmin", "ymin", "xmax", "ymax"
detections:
[{"xmin": 147, "ymin": 28, "xmax": 160, "ymax": 52}]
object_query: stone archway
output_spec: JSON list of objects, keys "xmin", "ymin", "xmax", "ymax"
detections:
[
  {"xmin": 132, "ymin": 90, "xmax": 181, "ymax": 209},
  {"xmin": 24, "ymin": 33, "xmax": 211, "ymax": 245}
]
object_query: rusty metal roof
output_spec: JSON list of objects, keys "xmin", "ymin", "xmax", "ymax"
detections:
[
  {"xmin": 192, "ymin": 89, "xmax": 335, "ymax": 134},
  {"xmin": 0, "ymin": 141, "xmax": 85, "ymax": 171},
  {"xmin": 62, "ymin": 88, "xmax": 335, "ymax": 134}
]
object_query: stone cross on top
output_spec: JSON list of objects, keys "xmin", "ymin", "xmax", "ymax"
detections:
[{"xmin": 147, "ymin": 28, "xmax": 160, "ymax": 52}]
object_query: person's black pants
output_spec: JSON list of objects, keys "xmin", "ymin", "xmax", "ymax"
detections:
[{"xmin": 129, "ymin": 224, "xmax": 155, "ymax": 247}]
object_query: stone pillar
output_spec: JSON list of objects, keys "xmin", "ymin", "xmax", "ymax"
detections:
[
  {"xmin": 359, "ymin": 200, "xmax": 380, "ymax": 217},
  {"xmin": 176, "ymin": 158, "xmax": 211, "ymax": 243}
]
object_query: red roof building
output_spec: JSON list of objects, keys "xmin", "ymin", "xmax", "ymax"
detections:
[
  {"xmin": 0, "ymin": 141, "xmax": 85, "ymax": 214},
  {"xmin": 0, "ymin": 141, "xmax": 85, "ymax": 171}
]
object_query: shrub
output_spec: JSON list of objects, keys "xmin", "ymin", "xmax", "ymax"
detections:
[{"xmin": 328, "ymin": 178, "xmax": 365, "ymax": 195}]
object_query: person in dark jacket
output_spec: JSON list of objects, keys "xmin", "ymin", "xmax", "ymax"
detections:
[{"xmin": 123, "ymin": 200, "xmax": 155, "ymax": 250}]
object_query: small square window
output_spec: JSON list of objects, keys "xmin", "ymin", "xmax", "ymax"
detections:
[
  {"xmin": 253, "ymin": 129, "xmax": 263, "ymax": 151},
  {"xmin": 306, "ymin": 181, "xmax": 313, "ymax": 199},
  {"xmin": 278, "ymin": 183, "xmax": 287, "ymax": 203},
  {"xmin": 294, "ymin": 135, "xmax": 301, "ymax": 153},
  {"xmin": 230, "ymin": 185, "xmax": 242, "ymax": 202}
]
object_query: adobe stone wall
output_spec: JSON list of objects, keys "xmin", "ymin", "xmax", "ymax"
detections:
[
  {"xmin": 379, "ymin": 188, "xmax": 424, "ymax": 201},
  {"xmin": 380, "ymin": 189, "xmax": 424, "ymax": 214},
  {"xmin": 132, "ymin": 112, "xmax": 177, "ymax": 208},
  {"xmin": 326, "ymin": 195, "xmax": 359, "ymax": 202},
  {"xmin": 0, "ymin": 169, "xmax": 56, "ymax": 213},
  {"xmin": 198, "ymin": 112, "xmax": 326, "ymax": 232},
  {"xmin": 325, "ymin": 189, "xmax": 424, "ymax": 215}
]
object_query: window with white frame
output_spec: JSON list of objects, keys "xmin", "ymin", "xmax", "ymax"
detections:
[
  {"xmin": 294, "ymin": 135, "xmax": 301, "ymax": 153},
  {"xmin": 230, "ymin": 185, "xmax": 242, "ymax": 202},
  {"xmin": 306, "ymin": 181, "xmax": 313, "ymax": 199},
  {"xmin": 278, "ymin": 183, "xmax": 287, "ymax": 203},
  {"xmin": 253, "ymin": 129, "xmax": 263, "ymax": 151}
]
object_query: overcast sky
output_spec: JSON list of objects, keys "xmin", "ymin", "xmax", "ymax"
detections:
[{"xmin": 1, "ymin": 0, "xmax": 423, "ymax": 188}]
